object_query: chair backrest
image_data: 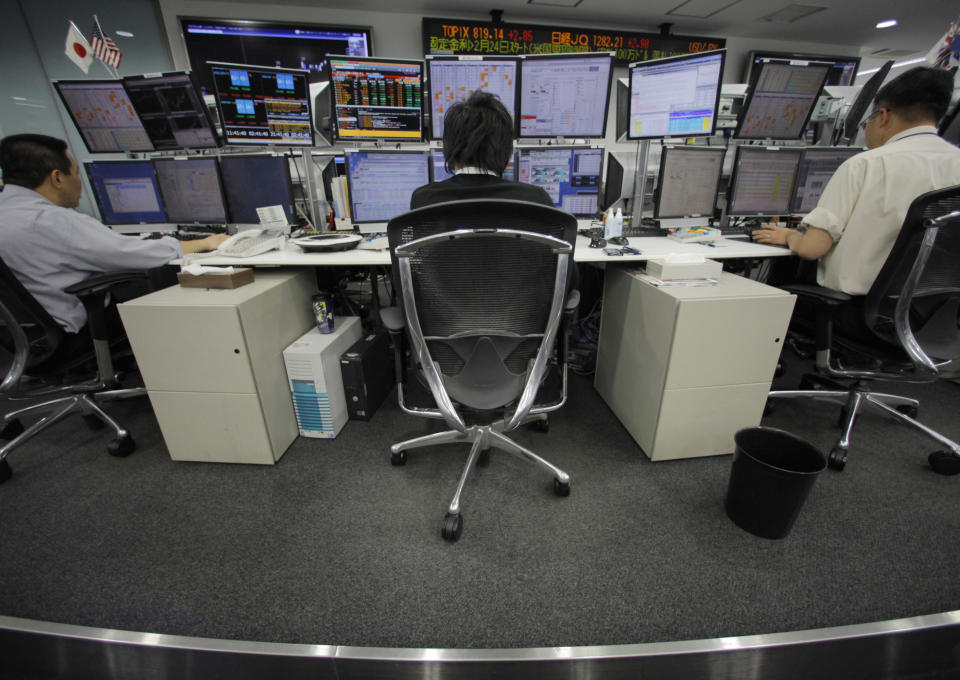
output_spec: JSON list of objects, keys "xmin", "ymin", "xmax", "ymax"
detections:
[
  {"xmin": 863, "ymin": 184, "xmax": 960, "ymax": 374},
  {"xmin": 386, "ymin": 199, "xmax": 577, "ymax": 422},
  {"xmin": 0, "ymin": 255, "xmax": 64, "ymax": 380}
]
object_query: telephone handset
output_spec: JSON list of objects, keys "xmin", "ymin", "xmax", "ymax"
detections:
[{"xmin": 215, "ymin": 228, "xmax": 285, "ymax": 258}]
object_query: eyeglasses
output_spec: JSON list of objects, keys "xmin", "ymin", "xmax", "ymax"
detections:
[{"xmin": 858, "ymin": 108, "xmax": 884, "ymax": 130}]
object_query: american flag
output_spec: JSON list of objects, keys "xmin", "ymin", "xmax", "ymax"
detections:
[{"xmin": 90, "ymin": 17, "xmax": 122, "ymax": 69}]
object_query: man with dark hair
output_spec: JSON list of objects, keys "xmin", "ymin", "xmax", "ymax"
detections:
[
  {"xmin": 752, "ymin": 66, "xmax": 960, "ymax": 295},
  {"xmin": 0, "ymin": 134, "xmax": 226, "ymax": 338},
  {"xmin": 410, "ymin": 90, "xmax": 553, "ymax": 208}
]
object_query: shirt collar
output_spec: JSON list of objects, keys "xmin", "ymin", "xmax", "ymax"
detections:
[
  {"xmin": 454, "ymin": 166, "xmax": 499, "ymax": 177},
  {"xmin": 885, "ymin": 125, "xmax": 939, "ymax": 145}
]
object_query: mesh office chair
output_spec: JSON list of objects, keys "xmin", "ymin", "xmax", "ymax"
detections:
[
  {"xmin": 0, "ymin": 257, "xmax": 148, "ymax": 483},
  {"xmin": 382, "ymin": 199, "xmax": 579, "ymax": 541},
  {"xmin": 767, "ymin": 184, "xmax": 960, "ymax": 474}
]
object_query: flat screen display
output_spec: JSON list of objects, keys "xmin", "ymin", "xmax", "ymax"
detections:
[
  {"xmin": 328, "ymin": 56, "xmax": 424, "ymax": 141},
  {"xmin": 790, "ymin": 147, "xmax": 862, "ymax": 213},
  {"xmin": 209, "ymin": 62, "xmax": 313, "ymax": 146},
  {"xmin": 745, "ymin": 51, "xmax": 859, "ymax": 87},
  {"xmin": 153, "ymin": 157, "xmax": 227, "ymax": 224},
  {"xmin": 122, "ymin": 72, "xmax": 219, "ymax": 150},
  {"xmin": 53, "ymin": 80, "xmax": 154, "ymax": 153},
  {"xmin": 735, "ymin": 61, "xmax": 830, "ymax": 140},
  {"xmin": 346, "ymin": 151, "xmax": 429, "ymax": 222},
  {"xmin": 517, "ymin": 146, "xmax": 603, "ymax": 215},
  {"xmin": 179, "ymin": 17, "xmax": 371, "ymax": 94},
  {"xmin": 628, "ymin": 50, "xmax": 725, "ymax": 140},
  {"xmin": 654, "ymin": 146, "xmax": 725, "ymax": 219},
  {"xmin": 219, "ymin": 155, "xmax": 294, "ymax": 224},
  {"xmin": 727, "ymin": 146, "xmax": 803, "ymax": 216},
  {"xmin": 84, "ymin": 161, "xmax": 166, "ymax": 225},
  {"xmin": 427, "ymin": 56, "xmax": 519, "ymax": 139},
  {"xmin": 430, "ymin": 149, "xmax": 515, "ymax": 183},
  {"xmin": 518, "ymin": 53, "xmax": 613, "ymax": 138}
]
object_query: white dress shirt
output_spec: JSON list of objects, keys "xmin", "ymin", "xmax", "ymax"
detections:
[
  {"xmin": 804, "ymin": 126, "xmax": 960, "ymax": 295},
  {"xmin": 0, "ymin": 184, "xmax": 184, "ymax": 333}
]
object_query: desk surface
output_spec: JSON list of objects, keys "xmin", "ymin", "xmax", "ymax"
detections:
[{"xmin": 176, "ymin": 236, "xmax": 790, "ymax": 267}]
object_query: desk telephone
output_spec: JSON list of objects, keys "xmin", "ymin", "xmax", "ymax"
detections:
[{"xmin": 215, "ymin": 229, "xmax": 285, "ymax": 258}]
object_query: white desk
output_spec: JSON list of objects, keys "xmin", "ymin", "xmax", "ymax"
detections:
[{"xmin": 175, "ymin": 236, "xmax": 791, "ymax": 267}]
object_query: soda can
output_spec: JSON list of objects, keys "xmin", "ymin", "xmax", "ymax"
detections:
[{"xmin": 312, "ymin": 292, "xmax": 334, "ymax": 334}]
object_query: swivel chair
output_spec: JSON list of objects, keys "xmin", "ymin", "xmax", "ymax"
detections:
[
  {"xmin": 767, "ymin": 184, "xmax": 960, "ymax": 474},
  {"xmin": 0, "ymin": 257, "xmax": 148, "ymax": 483},
  {"xmin": 382, "ymin": 199, "xmax": 579, "ymax": 541}
]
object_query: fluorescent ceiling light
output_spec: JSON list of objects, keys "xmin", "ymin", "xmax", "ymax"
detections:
[
  {"xmin": 527, "ymin": 0, "xmax": 582, "ymax": 6},
  {"xmin": 115, "ymin": 30, "xmax": 134, "ymax": 38},
  {"xmin": 875, "ymin": 19, "xmax": 897, "ymax": 29}
]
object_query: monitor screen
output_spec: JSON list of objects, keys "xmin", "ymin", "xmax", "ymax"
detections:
[
  {"xmin": 518, "ymin": 53, "xmax": 613, "ymax": 138},
  {"xmin": 427, "ymin": 56, "xmax": 519, "ymax": 139},
  {"xmin": 517, "ymin": 146, "xmax": 603, "ymax": 216},
  {"xmin": 790, "ymin": 147, "xmax": 862, "ymax": 213},
  {"xmin": 628, "ymin": 50, "xmax": 725, "ymax": 140},
  {"xmin": 654, "ymin": 146, "xmax": 725, "ymax": 219},
  {"xmin": 735, "ymin": 61, "xmax": 830, "ymax": 140},
  {"xmin": 727, "ymin": 146, "xmax": 803, "ymax": 216},
  {"xmin": 219, "ymin": 155, "xmax": 294, "ymax": 224},
  {"xmin": 941, "ymin": 100, "xmax": 960, "ymax": 146},
  {"xmin": 122, "ymin": 72, "xmax": 219, "ymax": 150},
  {"xmin": 209, "ymin": 62, "xmax": 313, "ymax": 146},
  {"xmin": 53, "ymin": 80, "xmax": 154, "ymax": 153},
  {"xmin": 84, "ymin": 161, "xmax": 166, "ymax": 225},
  {"xmin": 328, "ymin": 56, "xmax": 424, "ymax": 141},
  {"xmin": 153, "ymin": 157, "xmax": 227, "ymax": 223},
  {"xmin": 842, "ymin": 61, "xmax": 894, "ymax": 141},
  {"xmin": 346, "ymin": 151, "xmax": 429, "ymax": 222},
  {"xmin": 745, "ymin": 51, "xmax": 860, "ymax": 87},
  {"xmin": 430, "ymin": 149, "xmax": 515, "ymax": 183},
  {"xmin": 179, "ymin": 17, "xmax": 371, "ymax": 95}
]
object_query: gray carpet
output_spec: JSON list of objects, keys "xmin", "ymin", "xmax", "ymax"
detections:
[{"xmin": 0, "ymin": 359, "xmax": 959, "ymax": 649}]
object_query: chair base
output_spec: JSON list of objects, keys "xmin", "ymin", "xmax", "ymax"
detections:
[
  {"xmin": 390, "ymin": 417, "xmax": 570, "ymax": 541},
  {"xmin": 0, "ymin": 387, "xmax": 146, "ymax": 480},
  {"xmin": 768, "ymin": 385, "xmax": 960, "ymax": 473}
]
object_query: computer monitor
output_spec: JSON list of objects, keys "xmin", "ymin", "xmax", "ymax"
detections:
[
  {"xmin": 84, "ymin": 161, "xmax": 166, "ymax": 225},
  {"xmin": 727, "ymin": 146, "xmax": 803, "ymax": 216},
  {"xmin": 426, "ymin": 56, "xmax": 520, "ymax": 139},
  {"xmin": 517, "ymin": 146, "xmax": 603, "ymax": 216},
  {"xmin": 745, "ymin": 51, "xmax": 860, "ymax": 87},
  {"xmin": 627, "ymin": 50, "xmax": 725, "ymax": 140},
  {"xmin": 208, "ymin": 62, "xmax": 313, "ymax": 146},
  {"xmin": 653, "ymin": 146, "xmax": 725, "ymax": 223},
  {"xmin": 841, "ymin": 61, "xmax": 894, "ymax": 143},
  {"xmin": 345, "ymin": 150, "xmax": 429, "ymax": 223},
  {"xmin": 179, "ymin": 17, "xmax": 371, "ymax": 94},
  {"xmin": 430, "ymin": 149, "xmax": 515, "ymax": 183},
  {"xmin": 790, "ymin": 147, "xmax": 862, "ymax": 214},
  {"xmin": 601, "ymin": 151, "xmax": 640, "ymax": 212},
  {"xmin": 122, "ymin": 72, "xmax": 219, "ymax": 150},
  {"xmin": 152, "ymin": 157, "xmax": 228, "ymax": 224},
  {"xmin": 941, "ymin": 100, "xmax": 960, "ymax": 146},
  {"xmin": 518, "ymin": 53, "xmax": 613, "ymax": 138},
  {"xmin": 327, "ymin": 56, "xmax": 424, "ymax": 141},
  {"xmin": 53, "ymin": 80, "xmax": 154, "ymax": 153},
  {"xmin": 735, "ymin": 61, "xmax": 830, "ymax": 140},
  {"xmin": 218, "ymin": 155, "xmax": 294, "ymax": 224}
]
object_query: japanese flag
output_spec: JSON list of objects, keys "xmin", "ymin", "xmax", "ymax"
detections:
[{"xmin": 64, "ymin": 21, "xmax": 93, "ymax": 74}]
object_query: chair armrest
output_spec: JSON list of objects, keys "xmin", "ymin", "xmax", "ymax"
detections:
[
  {"xmin": 781, "ymin": 283, "xmax": 852, "ymax": 306},
  {"xmin": 63, "ymin": 270, "xmax": 150, "ymax": 298}
]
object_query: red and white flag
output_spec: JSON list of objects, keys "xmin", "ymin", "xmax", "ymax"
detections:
[
  {"xmin": 90, "ymin": 15, "xmax": 122, "ymax": 69},
  {"xmin": 64, "ymin": 21, "xmax": 93, "ymax": 74}
]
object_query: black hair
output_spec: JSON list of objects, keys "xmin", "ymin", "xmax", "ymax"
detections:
[
  {"xmin": 0, "ymin": 134, "xmax": 73, "ymax": 189},
  {"xmin": 873, "ymin": 66, "xmax": 954, "ymax": 124},
  {"xmin": 442, "ymin": 90, "xmax": 514, "ymax": 177}
]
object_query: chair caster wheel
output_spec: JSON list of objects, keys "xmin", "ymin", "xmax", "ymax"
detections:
[
  {"xmin": 107, "ymin": 434, "xmax": 135, "ymax": 457},
  {"xmin": 529, "ymin": 417, "xmax": 549, "ymax": 433},
  {"xmin": 391, "ymin": 450, "xmax": 407, "ymax": 466},
  {"xmin": 83, "ymin": 414, "xmax": 106, "ymax": 431},
  {"xmin": 553, "ymin": 477, "xmax": 570, "ymax": 497},
  {"xmin": 828, "ymin": 446, "xmax": 847, "ymax": 471},
  {"xmin": 476, "ymin": 448, "xmax": 490, "ymax": 467},
  {"xmin": 0, "ymin": 459, "xmax": 11, "ymax": 484},
  {"xmin": 929, "ymin": 451, "xmax": 960, "ymax": 476},
  {"xmin": 441, "ymin": 512, "xmax": 462, "ymax": 541},
  {"xmin": 896, "ymin": 404, "xmax": 919, "ymax": 419},
  {"xmin": 1, "ymin": 419, "xmax": 24, "ymax": 440}
]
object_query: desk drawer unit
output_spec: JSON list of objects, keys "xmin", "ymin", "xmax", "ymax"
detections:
[
  {"xmin": 119, "ymin": 269, "xmax": 317, "ymax": 464},
  {"xmin": 595, "ymin": 268, "xmax": 795, "ymax": 461}
]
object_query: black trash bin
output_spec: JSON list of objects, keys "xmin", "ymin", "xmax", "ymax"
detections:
[{"xmin": 725, "ymin": 426, "xmax": 826, "ymax": 539}]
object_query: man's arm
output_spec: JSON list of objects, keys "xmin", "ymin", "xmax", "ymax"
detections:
[
  {"xmin": 752, "ymin": 223, "xmax": 834, "ymax": 260},
  {"xmin": 180, "ymin": 234, "xmax": 228, "ymax": 254}
]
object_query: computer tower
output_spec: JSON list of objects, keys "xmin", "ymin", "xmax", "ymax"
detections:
[
  {"xmin": 283, "ymin": 317, "xmax": 362, "ymax": 438},
  {"xmin": 340, "ymin": 329, "xmax": 394, "ymax": 421}
]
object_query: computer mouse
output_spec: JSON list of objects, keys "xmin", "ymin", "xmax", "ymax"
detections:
[
  {"xmin": 607, "ymin": 236, "xmax": 628, "ymax": 246},
  {"xmin": 589, "ymin": 235, "xmax": 607, "ymax": 248}
]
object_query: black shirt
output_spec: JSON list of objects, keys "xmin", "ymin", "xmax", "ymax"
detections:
[{"xmin": 410, "ymin": 174, "xmax": 554, "ymax": 209}]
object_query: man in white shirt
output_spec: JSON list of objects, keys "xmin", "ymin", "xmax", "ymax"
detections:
[
  {"xmin": 0, "ymin": 134, "xmax": 226, "ymax": 343},
  {"xmin": 752, "ymin": 67, "xmax": 960, "ymax": 295}
]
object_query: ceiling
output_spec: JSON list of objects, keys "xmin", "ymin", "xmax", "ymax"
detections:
[{"xmin": 235, "ymin": 0, "xmax": 957, "ymax": 69}]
